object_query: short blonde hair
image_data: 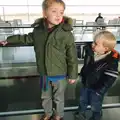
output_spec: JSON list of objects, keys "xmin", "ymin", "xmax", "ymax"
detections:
[
  {"xmin": 42, "ymin": 0, "xmax": 65, "ymax": 10},
  {"xmin": 93, "ymin": 30, "xmax": 116, "ymax": 50}
]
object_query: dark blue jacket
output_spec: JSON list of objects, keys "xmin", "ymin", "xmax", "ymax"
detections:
[{"xmin": 80, "ymin": 43, "xmax": 119, "ymax": 94}]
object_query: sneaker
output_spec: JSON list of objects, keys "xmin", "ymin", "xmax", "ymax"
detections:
[
  {"xmin": 53, "ymin": 115, "xmax": 64, "ymax": 120},
  {"xmin": 88, "ymin": 117, "xmax": 93, "ymax": 120},
  {"xmin": 88, "ymin": 116, "xmax": 102, "ymax": 120},
  {"xmin": 74, "ymin": 111, "xmax": 87, "ymax": 120}
]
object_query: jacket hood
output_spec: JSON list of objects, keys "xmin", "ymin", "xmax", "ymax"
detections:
[{"xmin": 31, "ymin": 16, "xmax": 73, "ymax": 31}]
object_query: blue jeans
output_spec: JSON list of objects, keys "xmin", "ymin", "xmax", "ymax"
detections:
[{"xmin": 79, "ymin": 87, "xmax": 106, "ymax": 120}]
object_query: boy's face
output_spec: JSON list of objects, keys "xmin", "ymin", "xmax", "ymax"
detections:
[
  {"xmin": 92, "ymin": 39, "xmax": 108, "ymax": 55},
  {"xmin": 44, "ymin": 3, "xmax": 64, "ymax": 28}
]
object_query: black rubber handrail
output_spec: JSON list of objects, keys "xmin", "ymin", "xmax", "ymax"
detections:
[
  {"xmin": 0, "ymin": 41, "xmax": 120, "ymax": 47},
  {"xmin": 0, "ymin": 24, "xmax": 120, "ymax": 28}
]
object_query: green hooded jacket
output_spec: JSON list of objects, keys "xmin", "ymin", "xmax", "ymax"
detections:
[{"xmin": 7, "ymin": 16, "xmax": 78, "ymax": 79}]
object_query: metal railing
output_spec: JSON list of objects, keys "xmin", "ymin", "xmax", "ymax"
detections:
[
  {"xmin": 0, "ymin": 103, "xmax": 120, "ymax": 117},
  {"xmin": 0, "ymin": 24, "xmax": 120, "ymax": 28}
]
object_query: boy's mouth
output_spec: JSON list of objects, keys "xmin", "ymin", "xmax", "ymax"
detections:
[
  {"xmin": 92, "ymin": 48, "xmax": 95, "ymax": 51},
  {"xmin": 55, "ymin": 19, "xmax": 60, "ymax": 22}
]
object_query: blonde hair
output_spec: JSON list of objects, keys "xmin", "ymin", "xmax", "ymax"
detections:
[
  {"xmin": 93, "ymin": 30, "xmax": 116, "ymax": 50},
  {"xmin": 42, "ymin": 0, "xmax": 65, "ymax": 10}
]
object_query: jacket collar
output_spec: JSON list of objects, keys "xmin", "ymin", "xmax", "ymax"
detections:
[{"xmin": 31, "ymin": 16, "xmax": 73, "ymax": 31}]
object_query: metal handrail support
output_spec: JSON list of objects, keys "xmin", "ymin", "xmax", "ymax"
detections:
[{"xmin": 0, "ymin": 103, "xmax": 120, "ymax": 117}]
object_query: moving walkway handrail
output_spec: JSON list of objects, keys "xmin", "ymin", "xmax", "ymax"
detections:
[
  {"xmin": 0, "ymin": 41, "xmax": 119, "ymax": 47},
  {"xmin": 0, "ymin": 103, "xmax": 120, "ymax": 117},
  {"xmin": 0, "ymin": 24, "xmax": 120, "ymax": 28}
]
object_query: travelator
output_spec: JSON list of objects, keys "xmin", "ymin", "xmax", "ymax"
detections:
[{"xmin": 0, "ymin": 24, "xmax": 120, "ymax": 119}]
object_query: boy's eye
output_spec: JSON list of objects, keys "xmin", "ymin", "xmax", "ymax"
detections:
[
  {"xmin": 60, "ymin": 12, "xmax": 63, "ymax": 15},
  {"xmin": 52, "ymin": 10, "xmax": 56, "ymax": 13}
]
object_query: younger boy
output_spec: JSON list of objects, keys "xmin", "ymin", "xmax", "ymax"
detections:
[{"xmin": 75, "ymin": 30, "xmax": 119, "ymax": 120}]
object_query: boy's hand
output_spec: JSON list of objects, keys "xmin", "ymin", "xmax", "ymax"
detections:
[
  {"xmin": 68, "ymin": 79, "xmax": 76, "ymax": 84},
  {"xmin": 0, "ymin": 41, "xmax": 8, "ymax": 46},
  {"xmin": 96, "ymin": 92, "xmax": 101, "ymax": 96}
]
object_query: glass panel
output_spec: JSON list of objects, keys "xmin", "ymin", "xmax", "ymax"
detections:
[
  {"xmin": 63, "ymin": 0, "xmax": 120, "ymax": 5},
  {"xmin": 0, "ymin": 5, "xmax": 120, "ymax": 22},
  {"xmin": 3, "ymin": 6, "xmax": 28, "ymax": 14},
  {"xmin": 0, "ymin": 0, "xmax": 27, "ymax": 5},
  {"xmin": 29, "ymin": 6, "xmax": 42, "ymax": 14},
  {"xmin": 1, "ymin": 0, "xmax": 120, "ymax": 5},
  {"xmin": 27, "ymin": 0, "xmax": 42, "ymax": 5},
  {"xmin": 65, "ymin": 6, "xmax": 120, "ymax": 14},
  {"xmin": 0, "ymin": 7, "xmax": 3, "ymax": 15}
]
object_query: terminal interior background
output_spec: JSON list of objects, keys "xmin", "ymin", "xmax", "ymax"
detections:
[{"xmin": 0, "ymin": 0, "xmax": 120, "ymax": 120}]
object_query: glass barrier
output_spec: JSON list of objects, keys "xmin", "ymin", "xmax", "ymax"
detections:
[
  {"xmin": 0, "ymin": 25, "xmax": 120, "ymax": 115},
  {"xmin": 1, "ymin": 5, "xmax": 120, "ymax": 22}
]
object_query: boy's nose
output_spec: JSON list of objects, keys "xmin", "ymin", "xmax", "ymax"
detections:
[{"xmin": 56, "ymin": 12, "xmax": 61, "ymax": 17}]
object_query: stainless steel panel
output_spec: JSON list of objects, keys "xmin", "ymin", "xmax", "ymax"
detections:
[{"xmin": 0, "ymin": 75, "xmax": 120, "ymax": 112}]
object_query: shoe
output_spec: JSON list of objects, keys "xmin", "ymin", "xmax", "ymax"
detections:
[
  {"xmin": 74, "ymin": 111, "xmax": 86, "ymax": 120},
  {"xmin": 40, "ymin": 114, "xmax": 52, "ymax": 120},
  {"xmin": 52, "ymin": 115, "xmax": 64, "ymax": 120},
  {"xmin": 88, "ymin": 117, "xmax": 93, "ymax": 120},
  {"xmin": 88, "ymin": 116, "xmax": 102, "ymax": 120}
]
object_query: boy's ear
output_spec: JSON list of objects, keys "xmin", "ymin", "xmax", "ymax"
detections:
[
  {"xmin": 105, "ymin": 47, "xmax": 109, "ymax": 52},
  {"xmin": 42, "ymin": 10, "xmax": 47, "ymax": 18}
]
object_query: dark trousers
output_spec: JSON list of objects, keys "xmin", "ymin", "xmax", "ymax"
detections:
[{"xmin": 79, "ymin": 88, "xmax": 105, "ymax": 120}]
